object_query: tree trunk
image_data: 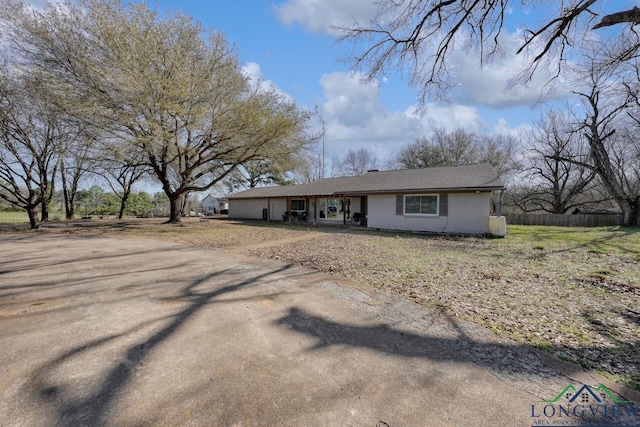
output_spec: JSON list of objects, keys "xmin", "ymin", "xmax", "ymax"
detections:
[
  {"xmin": 552, "ymin": 198, "xmax": 565, "ymax": 214},
  {"xmin": 167, "ymin": 193, "xmax": 184, "ymax": 223},
  {"xmin": 551, "ymin": 181, "xmax": 564, "ymax": 213},
  {"xmin": 585, "ymin": 123, "xmax": 636, "ymax": 226},
  {"xmin": 61, "ymin": 160, "xmax": 74, "ymax": 219},
  {"xmin": 622, "ymin": 197, "xmax": 640, "ymax": 227},
  {"xmin": 118, "ymin": 191, "xmax": 130, "ymax": 220},
  {"xmin": 66, "ymin": 193, "xmax": 75, "ymax": 220},
  {"xmin": 26, "ymin": 206, "xmax": 39, "ymax": 229},
  {"xmin": 63, "ymin": 186, "xmax": 76, "ymax": 219},
  {"xmin": 605, "ymin": 194, "xmax": 640, "ymax": 227},
  {"xmin": 39, "ymin": 163, "xmax": 56, "ymax": 222},
  {"xmin": 118, "ymin": 201, "xmax": 126, "ymax": 220},
  {"xmin": 40, "ymin": 196, "xmax": 49, "ymax": 222},
  {"xmin": 180, "ymin": 192, "xmax": 189, "ymax": 215}
]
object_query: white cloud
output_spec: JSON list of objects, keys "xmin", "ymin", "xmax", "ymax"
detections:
[
  {"xmin": 241, "ymin": 62, "xmax": 293, "ymax": 102},
  {"xmin": 412, "ymin": 104, "xmax": 485, "ymax": 133},
  {"xmin": 273, "ymin": 1, "xmax": 575, "ymax": 111},
  {"xmin": 241, "ymin": 62, "xmax": 263, "ymax": 84},
  {"xmin": 451, "ymin": 33, "xmax": 572, "ymax": 108},
  {"xmin": 492, "ymin": 118, "xmax": 531, "ymax": 138},
  {"xmin": 274, "ymin": 0, "xmax": 377, "ymax": 34},
  {"xmin": 274, "ymin": 2, "xmax": 572, "ymax": 109},
  {"xmin": 320, "ymin": 72, "xmax": 385, "ymax": 126},
  {"xmin": 316, "ymin": 71, "xmax": 506, "ymax": 163}
]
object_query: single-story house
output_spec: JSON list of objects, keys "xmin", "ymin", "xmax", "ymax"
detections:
[
  {"xmin": 202, "ymin": 195, "xmax": 228, "ymax": 215},
  {"xmin": 227, "ymin": 163, "xmax": 505, "ymax": 235}
]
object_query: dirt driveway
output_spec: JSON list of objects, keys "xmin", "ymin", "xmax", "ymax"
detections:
[{"xmin": 0, "ymin": 233, "xmax": 637, "ymax": 426}]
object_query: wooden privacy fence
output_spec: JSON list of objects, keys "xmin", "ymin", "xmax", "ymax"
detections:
[{"xmin": 505, "ymin": 213, "xmax": 623, "ymax": 227}]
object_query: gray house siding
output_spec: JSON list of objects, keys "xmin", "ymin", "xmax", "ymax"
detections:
[
  {"xmin": 269, "ymin": 199, "xmax": 287, "ymax": 221},
  {"xmin": 448, "ymin": 192, "xmax": 492, "ymax": 234},
  {"xmin": 230, "ymin": 198, "xmax": 313, "ymax": 222},
  {"xmin": 228, "ymin": 199, "xmax": 268, "ymax": 220},
  {"xmin": 348, "ymin": 197, "xmax": 362, "ymax": 222},
  {"xmin": 368, "ymin": 192, "xmax": 491, "ymax": 234},
  {"xmin": 229, "ymin": 192, "xmax": 493, "ymax": 234},
  {"xmin": 227, "ymin": 164, "xmax": 504, "ymax": 235}
]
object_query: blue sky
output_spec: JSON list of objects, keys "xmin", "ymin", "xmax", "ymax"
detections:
[
  {"xmin": 152, "ymin": 0, "xmax": 552, "ymax": 166},
  {"xmin": 26, "ymin": 0, "xmax": 631, "ymax": 171}
]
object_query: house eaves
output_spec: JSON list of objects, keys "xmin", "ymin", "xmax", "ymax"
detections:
[{"xmin": 227, "ymin": 163, "xmax": 504, "ymax": 200}]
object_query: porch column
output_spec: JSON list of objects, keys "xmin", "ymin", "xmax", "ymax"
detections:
[
  {"xmin": 287, "ymin": 197, "xmax": 291, "ymax": 223},
  {"xmin": 343, "ymin": 196, "xmax": 347, "ymax": 225},
  {"xmin": 313, "ymin": 197, "xmax": 318, "ymax": 226},
  {"xmin": 267, "ymin": 198, "xmax": 271, "ymax": 222}
]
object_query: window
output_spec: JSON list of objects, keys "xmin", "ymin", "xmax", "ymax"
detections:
[
  {"xmin": 404, "ymin": 194, "xmax": 438, "ymax": 215},
  {"xmin": 290, "ymin": 199, "xmax": 306, "ymax": 211},
  {"xmin": 318, "ymin": 197, "xmax": 347, "ymax": 220}
]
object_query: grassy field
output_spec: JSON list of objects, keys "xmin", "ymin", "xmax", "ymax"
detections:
[
  {"xmin": 7, "ymin": 218, "xmax": 640, "ymax": 390},
  {"xmin": 0, "ymin": 211, "xmax": 30, "ymax": 223},
  {"xmin": 0, "ymin": 211, "xmax": 68, "ymax": 223}
]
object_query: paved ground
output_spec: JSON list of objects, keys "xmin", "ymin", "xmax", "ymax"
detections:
[{"xmin": 1, "ymin": 233, "xmax": 638, "ymax": 426}]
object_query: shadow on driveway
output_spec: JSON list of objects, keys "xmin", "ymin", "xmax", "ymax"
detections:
[{"xmin": 1, "ymin": 233, "xmax": 639, "ymax": 426}]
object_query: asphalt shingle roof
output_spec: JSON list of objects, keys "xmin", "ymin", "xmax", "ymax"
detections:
[{"xmin": 228, "ymin": 163, "xmax": 504, "ymax": 199}]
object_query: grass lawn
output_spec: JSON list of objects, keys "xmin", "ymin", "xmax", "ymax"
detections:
[
  {"xmin": 248, "ymin": 223, "xmax": 640, "ymax": 391},
  {"xmin": 504, "ymin": 225, "xmax": 640, "ymax": 259},
  {"xmin": 0, "ymin": 211, "xmax": 30, "ymax": 223},
  {"xmin": 8, "ymin": 218, "xmax": 640, "ymax": 390}
]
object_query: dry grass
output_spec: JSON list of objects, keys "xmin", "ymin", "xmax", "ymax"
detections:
[
  {"xmin": 7, "ymin": 217, "xmax": 640, "ymax": 390},
  {"xmin": 249, "ymin": 226, "xmax": 640, "ymax": 390}
]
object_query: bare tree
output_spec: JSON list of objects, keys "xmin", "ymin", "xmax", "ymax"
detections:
[
  {"xmin": 292, "ymin": 147, "xmax": 342, "ymax": 184},
  {"xmin": 380, "ymin": 154, "xmax": 400, "ymax": 171},
  {"xmin": 516, "ymin": 109, "xmax": 601, "ymax": 213},
  {"xmin": 291, "ymin": 154, "xmax": 320, "ymax": 185},
  {"xmin": 397, "ymin": 129, "xmax": 474, "ymax": 169},
  {"xmin": 396, "ymin": 128, "xmax": 516, "ymax": 177},
  {"xmin": 335, "ymin": 1, "xmax": 640, "ymax": 105},
  {"xmin": 340, "ymin": 147, "xmax": 378, "ymax": 176},
  {"xmin": 568, "ymin": 59, "xmax": 640, "ymax": 225}
]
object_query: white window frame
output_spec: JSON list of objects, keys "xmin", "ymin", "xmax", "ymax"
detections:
[
  {"xmin": 290, "ymin": 199, "xmax": 306, "ymax": 211},
  {"xmin": 404, "ymin": 194, "xmax": 439, "ymax": 216}
]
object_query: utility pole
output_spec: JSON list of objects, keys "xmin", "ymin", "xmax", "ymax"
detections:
[{"xmin": 321, "ymin": 117, "xmax": 325, "ymax": 178}]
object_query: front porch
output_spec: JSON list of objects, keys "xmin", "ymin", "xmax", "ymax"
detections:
[{"xmin": 267, "ymin": 195, "xmax": 368, "ymax": 227}]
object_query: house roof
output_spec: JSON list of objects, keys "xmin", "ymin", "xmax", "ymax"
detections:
[
  {"xmin": 202, "ymin": 194, "xmax": 227, "ymax": 201},
  {"xmin": 228, "ymin": 163, "xmax": 504, "ymax": 199}
]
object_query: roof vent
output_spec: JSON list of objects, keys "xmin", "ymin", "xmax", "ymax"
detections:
[{"xmin": 367, "ymin": 169, "xmax": 379, "ymax": 173}]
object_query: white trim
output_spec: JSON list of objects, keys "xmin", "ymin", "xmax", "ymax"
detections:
[
  {"xmin": 290, "ymin": 198, "xmax": 306, "ymax": 211},
  {"xmin": 317, "ymin": 197, "xmax": 343, "ymax": 221},
  {"xmin": 404, "ymin": 194, "xmax": 439, "ymax": 216}
]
